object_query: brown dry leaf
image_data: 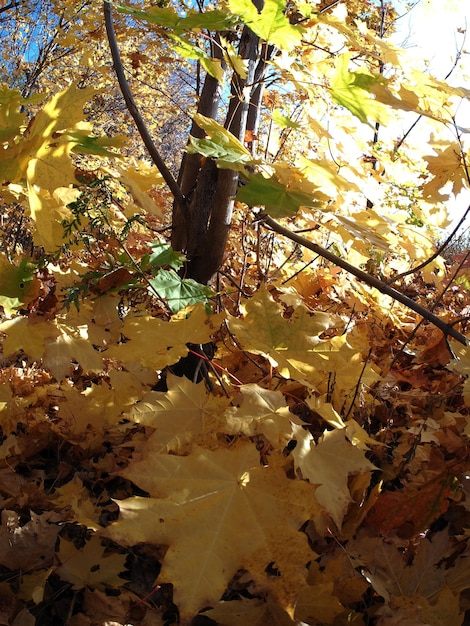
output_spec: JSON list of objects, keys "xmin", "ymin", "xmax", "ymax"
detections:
[
  {"xmin": 203, "ymin": 597, "xmax": 296, "ymax": 625},
  {"xmin": 0, "ymin": 581, "xmax": 17, "ymax": 624},
  {"xmin": 377, "ymin": 587, "xmax": 463, "ymax": 626},
  {"xmin": 347, "ymin": 530, "xmax": 466, "ymax": 603},
  {"xmin": 295, "ymin": 582, "xmax": 346, "ymax": 624},
  {"xmin": 321, "ymin": 552, "xmax": 370, "ymax": 606},
  {"xmin": 80, "ymin": 588, "xmax": 153, "ymax": 626},
  {"xmin": 414, "ymin": 332, "xmax": 453, "ymax": 366},
  {"xmin": 366, "ymin": 472, "xmax": 456, "ymax": 538},
  {"xmin": 0, "ymin": 511, "xmax": 61, "ymax": 571}
]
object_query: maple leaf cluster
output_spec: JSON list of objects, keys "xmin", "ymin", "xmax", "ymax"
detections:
[
  {"xmin": 0, "ymin": 0, "xmax": 470, "ymax": 624},
  {"xmin": 0, "ymin": 243, "xmax": 468, "ymax": 625}
]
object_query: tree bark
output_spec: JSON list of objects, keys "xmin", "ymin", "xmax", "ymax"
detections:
[{"xmin": 171, "ymin": 5, "xmax": 275, "ymax": 285}]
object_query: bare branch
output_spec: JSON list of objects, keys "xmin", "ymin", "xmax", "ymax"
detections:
[
  {"xmin": 103, "ymin": 1, "xmax": 188, "ymax": 218},
  {"xmin": 261, "ymin": 214, "xmax": 468, "ymax": 345},
  {"xmin": 387, "ymin": 118, "xmax": 470, "ymax": 285}
]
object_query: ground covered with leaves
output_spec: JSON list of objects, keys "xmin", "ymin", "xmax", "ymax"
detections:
[
  {"xmin": 1, "ymin": 1, "xmax": 470, "ymax": 623},
  {"xmin": 0, "ymin": 207, "xmax": 469, "ymax": 625}
]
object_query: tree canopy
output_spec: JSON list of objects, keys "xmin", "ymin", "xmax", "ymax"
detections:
[{"xmin": 0, "ymin": 0, "xmax": 470, "ymax": 624}]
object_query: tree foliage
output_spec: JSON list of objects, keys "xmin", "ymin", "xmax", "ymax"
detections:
[{"xmin": 0, "ymin": 0, "xmax": 470, "ymax": 624}]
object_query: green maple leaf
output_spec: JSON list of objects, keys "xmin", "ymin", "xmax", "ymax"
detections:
[
  {"xmin": 0, "ymin": 256, "xmax": 39, "ymax": 314},
  {"xmin": 170, "ymin": 35, "xmax": 224, "ymax": 82},
  {"xmin": 237, "ymin": 171, "xmax": 326, "ymax": 217},
  {"xmin": 68, "ymin": 130, "xmax": 126, "ymax": 157},
  {"xmin": 187, "ymin": 113, "xmax": 253, "ymax": 170},
  {"xmin": 148, "ymin": 269, "xmax": 213, "ymax": 313},
  {"xmin": 330, "ymin": 54, "xmax": 393, "ymax": 126},
  {"xmin": 271, "ymin": 109, "xmax": 302, "ymax": 129},
  {"xmin": 0, "ymin": 86, "xmax": 27, "ymax": 144},
  {"xmin": 148, "ymin": 242, "xmax": 186, "ymax": 270},
  {"xmin": 228, "ymin": 0, "xmax": 304, "ymax": 49},
  {"xmin": 116, "ymin": 5, "xmax": 235, "ymax": 33}
]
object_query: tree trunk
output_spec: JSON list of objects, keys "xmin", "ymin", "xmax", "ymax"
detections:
[{"xmin": 171, "ymin": 9, "xmax": 274, "ymax": 285}]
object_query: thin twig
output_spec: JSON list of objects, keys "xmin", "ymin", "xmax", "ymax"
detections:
[
  {"xmin": 261, "ymin": 214, "xmax": 467, "ymax": 345},
  {"xmin": 389, "ymin": 254, "xmax": 469, "ymax": 368},
  {"xmin": 394, "ymin": 30, "xmax": 466, "ymax": 152},
  {"xmin": 387, "ymin": 117, "xmax": 470, "ymax": 285},
  {"xmin": 386, "ymin": 202, "xmax": 470, "ymax": 285}
]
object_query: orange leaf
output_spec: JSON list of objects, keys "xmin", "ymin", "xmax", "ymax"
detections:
[{"xmin": 366, "ymin": 472, "xmax": 456, "ymax": 538}]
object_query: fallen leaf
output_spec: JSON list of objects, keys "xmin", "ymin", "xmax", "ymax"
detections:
[{"xmin": 108, "ymin": 443, "xmax": 321, "ymax": 619}]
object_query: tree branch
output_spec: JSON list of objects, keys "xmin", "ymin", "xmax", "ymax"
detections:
[
  {"xmin": 261, "ymin": 214, "xmax": 468, "ymax": 345},
  {"xmin": 387, "ymin": 118, "xmax": 470, "ymax": 286},
  {"xmin": 103, "ymin": 1, "xmax": 188, "ymax": 217}
]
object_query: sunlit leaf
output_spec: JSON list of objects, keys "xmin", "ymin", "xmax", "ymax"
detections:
[
  {"xmin": 272, "ymin": 109, "xmax": 302, "ymax": 129},
  {"xmin": 228, "ymin": 284, "xmax": 357, "ymax": 379},
  {"xmin": 330, "ymin": 54, "xmax": 393, "ymax": 126},
  {"xmin": 237, "ymin": 170, "xmax": 327, "ymax": 217},
  {"xmin": 228, "ymin": 0, "xmax": 304, "ymax": 49},
  {"xmin": 116, "ymin": 4, "xmax": 236, "ymax": 33},
  {"xmin": 187, "ymin": 113, "xmax": 253, "ymax": 168},
  {"xmin": 292, "ymin": 427, "xmax": 376, "ymax": 528},
  {"xmin": 108, "ymin": 443, "xmax": 321, "ymax": 619},
  {"xmin": 0, "ymin": 256, "xmax": 40, "ymax": 311}
]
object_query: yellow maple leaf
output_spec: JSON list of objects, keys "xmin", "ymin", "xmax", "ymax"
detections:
[
  {"xmin": 18, "ymin": 568, "xmax": 54, "ymax": 604},
  {"xmin": 291, "ymin": 426, "xmax": 376, "ymax": 528},
  {"xmin": 107, "ymin": 305, "xmax": 224, "ymax": 370},
  {"xmin": 228, "ymin": 284, "xmax": 356, "ymax": 380},
  {"xmin": 27, "ymin": 137, "xmax": 77, "ymax": 192},
  {"xmin": 108, "ymin": 443, "xmax": 321, "ymax": 619},
  {"xmin": 115, "ymin": 162, "xmax": 164, "ymax": 217},
  {"xmin": 53, "ymin": 476, "xmax": 101, "ymax": 530},
  {"xmin": 27, "ymin": 185, "xmax": 77, "ymax": 250},
  {"xmin": 57, "ymin": 370, "xmax": 146, "ymax": 434},
  {"xmin": 43, "ymin": 320, "xmax": 103, "ymax": 381},
  {"xmin": 56, "ymin": 535, "xmax": 126, "ymax": 590},
  {"xmin": 422, "ymin": 142, "xmax": 466, "ymax": 200},
  {"xmin": 122, "ymin": 373, "xmax": 230, "ymax": 453},
  {"xmin": 2, "ymin": 83, "xmax": 96, "ymax": 185},
  {"xmin": 0, "ymin": 311, "xmax": 103, "ymax": 381},
  {"xmin": 0, "ymin": 316, "xmax": 59, "ymax": 361},
  {"xmin": 224, "ymin": 383, "xmax": 303, "ymax": 448}
]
